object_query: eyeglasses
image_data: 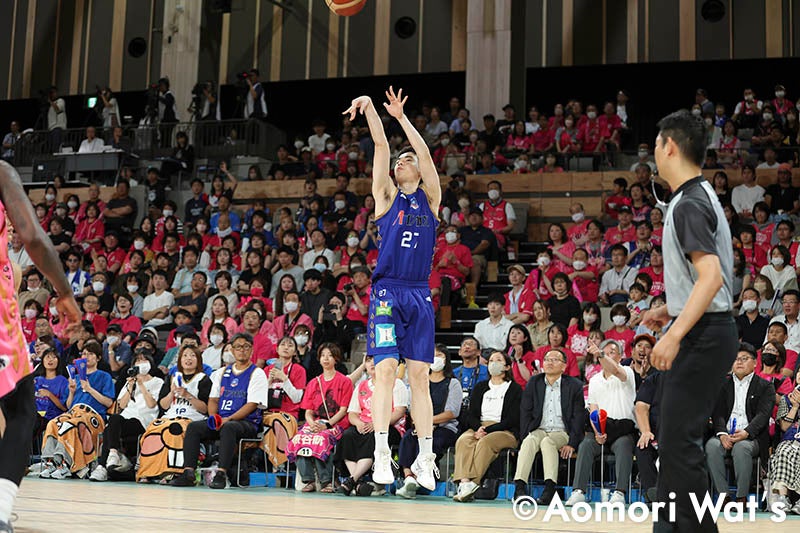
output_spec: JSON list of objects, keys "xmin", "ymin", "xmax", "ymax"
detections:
[
  {"xmin": 783, "ymin": 300, "xmax": 799, "ymax": 305},
  {"xmin": 734, "ymin": 356, "xmax": 754, "ymax": 363},
  {"xmin": 231, "ymin": 343, "xmax": 252, "ymax": 352},
  {"xmin": 542, "ymin": 357, "xmax": 565, "ymax": 364}
]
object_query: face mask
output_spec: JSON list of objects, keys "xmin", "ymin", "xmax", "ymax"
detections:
[
  {"xmin": 24, "ymin": 308, "xmax": 37, "ymax": 319},
  {"xmin": 458, "ymin": 198, "xmax": 470, "ymax": 209},
  {"xmin": 348, "ymin": 151, "xmax": 359, "ymax": 160},
  {"xmin": 515, "ymin": 160, "xmax": 528, "ymax": 169},
  {"xmin": 587, "ymin": 111, "xmax": 597, "ymax": 120},
  {"xmin": 294, "ymin": 140, "xmax": 304, "ymax": 149},
  {"xmin": 430, "ymin": 357, "xmax": 446, "ymax": 372},
  {"xmin": 741, "ymin": 299, "xmax": 758, "ymax": 312},
  {"xmin": 347, "ymin": 236, "xmax": 359, "ymax": 247},
  {"xmin": 326, "ymin": 143, "xmax": 336, "ymax": 151},
  {"xmin": 637, "ymin": 150, "xmax": 648, "ymax": 158},
  {"xmin": 565, "ymin": 120, "xmax": 574, "ymax": 127},
  {"xmin": 488, "ymin": 189, "xmax": 500, "ymax": 201},
  {"xmin": 612, "ymin": 315, "xmax": 627, "ymax": 326},
  {"xmin": 45, "ymin": 194, "xmax": 55, "ymax": 202},
  {"xmin": 137, "ymin": 361, "xmax": 151, "ymax": 375},
  {"xmin": 209, "ymin": 334, "xmax": 223, "ymax": 346},
  {"xmin": 222, "ymin": 350, "xmax": 235, "ymax": 364},
  {"xmin": 704, "ymin": 118, "xmax": 713, "ymax": 126},
  {"xmin": 314, "ymin": 263, "xmax": 326, "ymax": 272},
  {"xmin": 572, "ymin": 260, "xmax": 586, "ymax": 271},
  {"xmin": 776, "ymin": 91, "xmax": 785, "ymax": 99},
  {"xmin": 583, "ymin": 313, "xmax": 597, "ymax": 325},
  {"xmin": 92, "ymin": 281, "xmax": 104, "ymax": 292},
  {"xmin": 284, "ymin": 301, "xmax": 299, "ymax": 313},
  {"xmin": 691, "ymin": 108, "xmax": 702, "ymax": 116},
  {"xmin": 126, "ymin": 284, "xmax": 139, "ymax": 294},
  {"xmin": 745, "ymin": 94, "xmax": 754, "ymax": 102},
  {"xmin": 106, "ymin": 335, "xmax": 119, "ymax": 346},
  {"xmin": 469, "ymin": 134, "xmax": 478, "ymax": 142},
  {"xmin": 445, "ymin": 232, "xmax": 457, "ymax": 244},
  {"xmin": 761, "ymin": 351, "xmax": 778, "ymax": 367},
  {"xmin": 217, "ymin": 227, "xmax": 232, "ymax": 238},
  {"xmin": 67, "ymin": 201, "xmax": 78, "ymax": 209},
  {"xmin": 538, "ymin": 256, "xmax": 551, "ymax": 267},
  {"xmin": 334, "ymin": 200, "xmax": 346, "ymax": 211},
  {"xmin": 571, "ymin": 212, "xmax": 584, "ymax": 223},
  {"xmin": 772, "ymin": 257, "xmax": 785, "ymax": 267},
  {"xmin": 133, "ymin": 240, "xmax": 145, "ymax": 251},
  {"xmin": 294, "ymin": 334, "xmax": 309, "ymax": 347},
  {"xmin": 440, "ymin": 138, "xmax": 450, "ymax": 147},
  {"xmin": 163, "ymin": 209, "xmax": 174, "ymax": 218},
  {"xmin": 250, "ymin": 286, "xmax": 264, "ymax": 297},
  {"xmin": 488, "ymin": 361, "xmax": 505, "ymax": 376}
]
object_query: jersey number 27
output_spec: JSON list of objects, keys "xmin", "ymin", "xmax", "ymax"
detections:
[{"xmin": 400, "ymin": 231, "xmax": 419, "ymax": 249}]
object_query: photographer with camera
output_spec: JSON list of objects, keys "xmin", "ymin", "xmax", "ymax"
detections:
[
  {"xmin": 241, "ymin": 69, "xmax": 267, "ymax": 119},
  {"xmin": 190, "ymin": 81, "xmax": 221, "ymax": 122},
  {"xmin": 89, "ymin": 346, "xmax": 164, "ymax": 481},
  {"xmin": 46, "ymin": 86, "xmax": 67, "ymax": 152},
  {"xmin": 99, "ymin": 86, "xmax": 121, "ymax": 129},
  {"xmin": 157, "ymin": 77, "xmax": 178, "ymax": 147}
]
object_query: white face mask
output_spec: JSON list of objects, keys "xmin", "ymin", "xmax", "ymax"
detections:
[
  {"xmin": 572, "ymin": 260, "xmax": 586, "ymax": 271},
  {"xmin": 741, "ymin": 300, "xmax": 758, "ymax": 312},
  {"xmin": 440, "ymin": 138, "xmax": 450, "ymax": 147},
  {"xmin": 538, "ymin": 256, "xmax": 551, "ymax": 267},
  {"xmin": 294, "ymin": 334, "xmax": 309, "ymax": 347},
  {"xmin": 127, "ymin": 285, "xmax": 138, "ymax": 294},
  {"xmin": 347, "ymin": 236, "xmax": 359, "ymax": 247},
  {"xmin": 334, "ymin": 200, "xmax": 346, "ymax": 211},
  {"xmin": 745, "ymin": 94, "xmax": 754, "ymax": 102},
  {"xmin": 133, "ymin": 240, "xmax": 145, "ymax": 250},
  {"xmin": 45, "ymin": 194, "xmax": 55, "ymax": 202},
  {"xmin": 348, "ymin": 151, "xmax": 359, "ymax": 160},
  {"xmin": 163, "ymin": 209, "xmax": 174, "ymax": 218},
  {"xmin": 515, "ymin": 160, "xmax": 528, "ymax": 169},
  {"xmin": 458, "ymin": 198, "xmax": 470, "ymax": 209},
  {"xmin": 571, "ymin": 212, "xmax": 584, "ymax": 223},
  {"xmin": 487, "ymin": 361, "xmax": 505, "ymax": 376},
  {"xmin": 137, "ymin": 361, "xmax": 151, "ymax": 375},
  {"xmin": 487, "ymin": 189, "xmax": 500, "ymax": 201},
  {"xmin": 284, "ymin": 301, "xmax": 299, "ymax": 313},
  {"xmin": 24, "ymin": 308, "xmax": 37, "ymax": 319},
  {"xmin": 637, "ymin": 150, "xmax": 648, "ymax": 158},
  {"xmin": 691, "ymin": 108, "xmax": 702, "ymax": 116},
  {"xmin": 222, "ymin": 350, "xmax": 235, "ymax": 364},
  {"xmin": 772, "ymin": 257, "xmax": 785, "ymax": 267},
  {"xmin": 209, "ymin": 334, "xmax": 223, "ymax": 346},
  {"xmin": 68, "ymin": 200, "xmax": 78, "ymax": 209},
  {"xmin": 106, "ymin": 335, "xmax": 120, "ymax": 346},
  {"xmin": 313, "ymin": 263, "xmax": 326, "ymax": 272},
  {"xmin": 587, "ymin": 111, "xmax": 597, "ymax": 120},
  {"xmin": 92, "ymin": 281, "xmax": 105, "ymax": 292},
  {"xmin": 704, "ymin": 118, "xmax": 713, "ymax": 126},
  {"xmin": 776, "ymin": 91, "xmax": 785, "ymax": 99},
  {"xmin": 612, "ymin": 315, "xmax": 627, "ymax": 326},
  {"xmin": 583, "ymin": 313, "xmax": 597, "ymax": 325},
  {"xmin": 217, "ymin": 227, "xmax": 232, "ymax": 237},
  {"xmin": 430, "ymin": 357, "xmax": 446, "ymax": 372},
  {"xmin": 445, "ymin": 232, "xmax": 457, "ymax": 244},
  {"xmin": 763, "ymin": 113, "xmax": 773, "ymax": 122},
  {"xmin": 294, "ymin": 140, "xmax": 304, "ymax": 149}
]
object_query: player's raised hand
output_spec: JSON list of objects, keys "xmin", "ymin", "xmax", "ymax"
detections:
[
  {"xmin": 383, "ymin": 86, "xmax": 408, "ymax": 119},
  {"xmin": 343, "ymin": 96, "xmax": 372, "ymax": 121},
  {"xmin": 55, "ymin": 295, "xmax": 82, "ymax": 338}
]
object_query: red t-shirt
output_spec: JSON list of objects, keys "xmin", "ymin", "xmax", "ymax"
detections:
[
  {"xmin": 741, "ymin": 244, "xmax": 768, "ymax": 272},
  {"xmin": 605, "ymin": 224, "xmax": 636, "ymax": 245},
  {"xmin": 21, "ymin": 317, "xmax": 37, "ymax": 344},
  {"xmin": 84, "ymin": 313, "xmax": 108, "ymax": 336},
  {"xmin": 753, "ymin": 223, "xmax": 776, "ymax": 252},
  {"xmin": 532, "ymin": 128, "xmax": 553, "ymax": 152},
  {"xmin": 604, "ymin": 328, "xmax": 635, "ymax": 357},
  {"xmin": 570, "ymin": 266, "xmax": 600, "ymax": 303},
  {"xmin": 577, "ymin": 118, "xmax": 608, "ymax": 152},
  {"xmin": 504, "ymin": 287, "xmax": 536, "ymax": 323},
  {"xmin": 531, "ymin": 344, "xmax": 579, "ymax": 378},
  {"xmin": 300, "ymin": 372, "xmax": 354, "ymax": 431},
  {"xmin": 248, "ymin": 332, "xmax": 276, "ymax": 364},
  {"xmin": 433, "ymin": 243, "xmax": 473, "ymax": 286},
  {"xmin": 345, "ymin": 285, "xmax": 371, "ymax": 325},
  {"xmin": 110, "ymin": 315, "xmax": 142, "ymax": 336},
  {"xmin": 102, "ymin": 247, "xmax": 127, "ymax": 273},
  {"xmin": 638, "ymin": 267, "xmax": 664, "ymax": 296},
  {"xmin": 511, "ymin": 350, "xmax": 537, "ymax": 387},
  {"xmin": 604, "ymin": 195, "xmax": 632, "ymax": 220},
  {"xmin": 525, "ymin": 265, "xmax": 560, "ymax": 300},
  {"xmin": 264, "ymin": 362, "xmax": 307, "ymax": 419},
  {"xmin": 568, "ymin": 219, "xmax": 591, "ymax": 243},
  {"xmin": 429, "ymin": 269, "xmax": 442, "ymax": 312}
]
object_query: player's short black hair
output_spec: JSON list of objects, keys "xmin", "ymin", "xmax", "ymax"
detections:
[{"xmin": 656, "ymin": 109, "xmax": 707, "ymax": 167}]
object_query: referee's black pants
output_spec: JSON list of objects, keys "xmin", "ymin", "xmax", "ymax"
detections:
[{"xmin": 655, "ymin": 313, "xmax": 737, "ymax": 533}]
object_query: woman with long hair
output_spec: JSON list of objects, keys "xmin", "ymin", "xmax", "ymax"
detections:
[
  {"xmin": 532, "ymin": 323, "xmax": 579, "ymax": 378},
  {"xmin": 505, "ymin": 324, "xmax": 536, "ymax": 387}
]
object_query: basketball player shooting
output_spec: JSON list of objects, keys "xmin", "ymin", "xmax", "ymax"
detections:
[
  {"xmin": 343, "ymin": 87, "xmax": 441, "ymax": 490},
  {"xmin": 0, "ymin": 161, "xmax": 81, "ymax": 532}
]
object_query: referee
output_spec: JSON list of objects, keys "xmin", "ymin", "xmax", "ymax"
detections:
[{"xmin": 643, "ymin": 110, "xmax": 736, "ymax": 532}]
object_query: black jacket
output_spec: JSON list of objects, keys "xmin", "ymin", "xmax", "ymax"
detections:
[
  {"xmin": 520, "ymin": 373, "xmax": 586, "ymax": 450},
  {"xmin": 711, "ymin": 373, "xmax": 775, "ymax": 464},
  {"xmin": 465, "ymin": 379, "xmax": 523, "ymax": 441}
]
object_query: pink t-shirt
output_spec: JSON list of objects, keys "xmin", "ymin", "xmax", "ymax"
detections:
[
  {"xmin": 604, "ymin": 327, "xmax": 636, "ymax": 357},
  {"xmin": 300, "ymin": 372, "xmax": 353, "ymax": 431}
]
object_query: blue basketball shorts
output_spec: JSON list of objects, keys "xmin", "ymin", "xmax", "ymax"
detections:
[{"xmin": 367, "ymin": 279, "xmax": 435, "ymax": 365}]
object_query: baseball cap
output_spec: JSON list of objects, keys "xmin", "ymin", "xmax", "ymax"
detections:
[
  {"xmin": 502, "ymin": 103, "xmax": 515, "ymax": 111},
  {"xmin": 106, "ymin": 323, "xmax": 123, "ymax": 334},
  {"xmin": 175, "ymin": 325, "xmax": 196, "ymax": 336},
  {"xmin": 138, "ymin": 326, "xmax": 158, "ymax": 344},
  {"xmin": 778, "ymin": 163, "xmax": 793, "ymax": 172},
  {"xmin": 507, "ymin": 264, "xmax": 526, "ymax": 276},
  {"xmin": 617, "ymin": 205, "xmax": 633, "ymax": 214},
  {"xmin": 633, "ymin": 334, "xmax": 656, "ymax": 347}
]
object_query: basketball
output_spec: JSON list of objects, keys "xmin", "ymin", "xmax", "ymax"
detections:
[{"xmin": 326, "ymin": 0, "xmax": 366, "ymax": 17}]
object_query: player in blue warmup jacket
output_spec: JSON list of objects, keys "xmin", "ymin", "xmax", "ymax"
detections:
[{"xmin": 343, "ymin": 87, "xmax": 441, "ymax": 490}]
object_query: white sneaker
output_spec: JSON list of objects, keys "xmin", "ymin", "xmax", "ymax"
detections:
[
  {"xmin": 565, "ymin": 489, "xmax": 586, "ymax": 506},
  {"xmin": 453, "ymin": 481, "xmax": 480, "ymax": 502},
  {"xmin": 410, "ymin": 453, "xmax": 438, "ymax": 491},
  {"xmin": 49, "ymin": 463, "xmax": 71, "ymax": 480},
  {"xmin": 115, "ymin": 454, "xmax": 133, "ymax": 473},
  {"xmin": 106, "ymin": 450, "xmax": 121, "ymax": 470},
  {"xmin": 791, "ymin": 498, "xmax": 800, "ymax": 515},
  {"xmin": 89, "ymin": 465, "xmax": 108, "ymax": 482},
  {"xmin": 609, "ymin": 490, "xmax": 626, "ymax": 505},
  {"xmin": 372, "ymin": 449, "xmax": 395, "ymax": 485},
  {"xmin": 39, "ymin": 462, "xmax": 56, "ymax": 479},
  {"xmin": 395, "ymin": 476, "xmax": 418, "ymax": 499}
]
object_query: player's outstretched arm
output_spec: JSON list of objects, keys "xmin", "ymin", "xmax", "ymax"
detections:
[
  {"xmin": 0, "ymin": 162, "xmax": 81, "ymax": 325},
  {"xmin": 383, "ymin": 86, "xmax": 441, "ymax": 210},
  {"xmin": 343, "ymin": 96, "xmax": 391, "ymax": 209}
]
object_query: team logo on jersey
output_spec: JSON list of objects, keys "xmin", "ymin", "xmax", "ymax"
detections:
[
  {"xmin": 230, "ymin": 378, "xmax": 239, "ymax": 388},
  {"xmin": 375, "ymin": 324, "xmax": 396, "ymax": 347},
  {"xmin": 409, "ymin": 196, "xmax": 419, "ymax": 210},
  {"xmin": 376, "ymin": 300, "xmax": 393, "ymax": 316}
]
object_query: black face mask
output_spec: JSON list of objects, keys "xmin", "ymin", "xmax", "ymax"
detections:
[{"xmin": 761, "ymin": 352, "xmax": 778, "ymax": 368}]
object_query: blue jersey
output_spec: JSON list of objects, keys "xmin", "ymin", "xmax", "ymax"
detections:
[
  {"xmin": 219, "ymin": 364, "xmax": 261, "ymax": 428},
  {"xmin": 373, "ymin": 189, "xmax": 437, "ymax": 284},
  {"xmin": 34, "ymin": 375, "xmax": 69, "ymax": 420}
]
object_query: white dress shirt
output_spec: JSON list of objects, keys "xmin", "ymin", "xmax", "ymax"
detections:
[
  {"xmin": 541, "ymin": 376, "xmax": 566, "ymax": 432},
  {"xmin": 474, "ymin": 316, "xmax": 514, "ymax": 352},
  {"xmin": 726, "ymin": 371, "xmax": 754, "ymax": 433},
  {"xmin": 78, "ymin": 137, "xmax": 105, "ymax": 153}
]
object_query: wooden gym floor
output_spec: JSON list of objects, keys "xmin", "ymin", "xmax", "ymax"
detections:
[{"xmin": 14, "ymin": 478, "xmax": 800, "ymax": 532}]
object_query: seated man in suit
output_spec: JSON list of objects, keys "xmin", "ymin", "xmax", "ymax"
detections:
[
  {"xmin": 705, "ymin": 342, "xmax": 775, "ymax": 503},
  {"xmin": 512, "ymin": 347, "xmax": 585, "ymax": 504}
]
